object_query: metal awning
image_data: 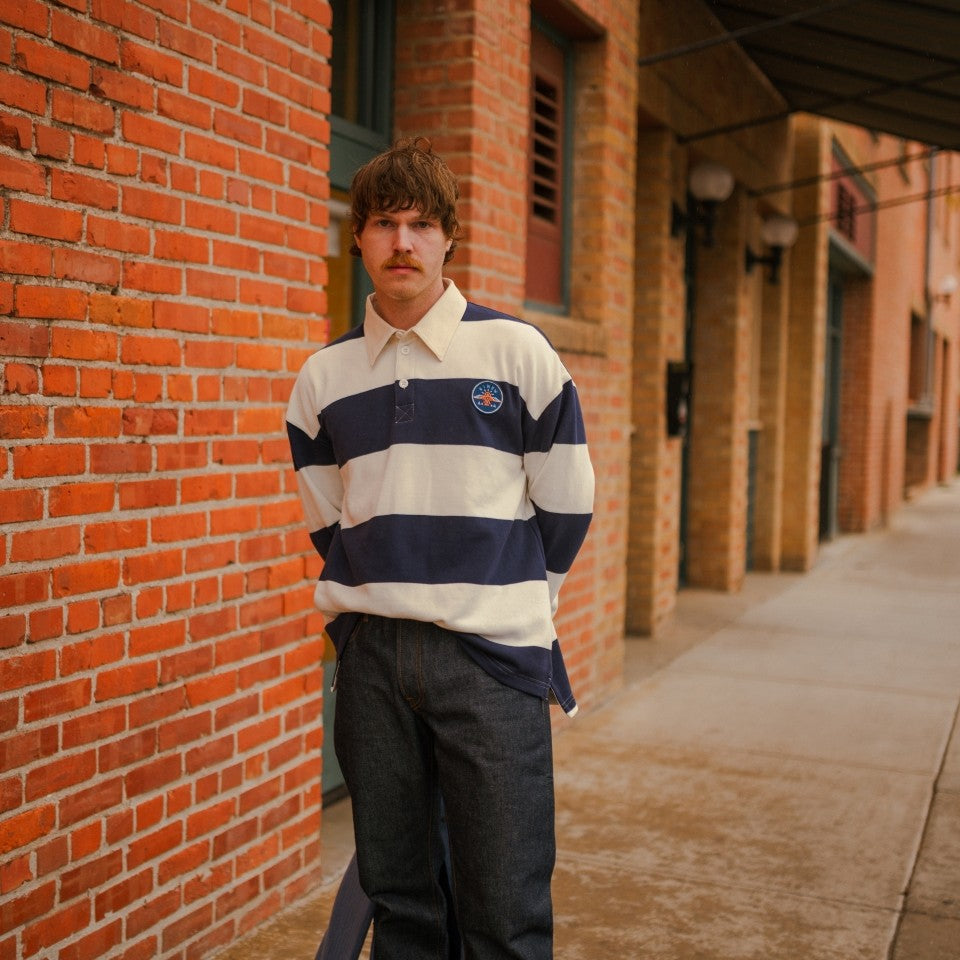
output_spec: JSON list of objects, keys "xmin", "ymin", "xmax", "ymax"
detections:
[{"xmin": 696, "ymin": 0, "xmax": 960, "ymax": 149}]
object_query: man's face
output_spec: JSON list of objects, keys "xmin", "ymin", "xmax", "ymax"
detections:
[{"xmin": 353, "ymin": 207, "xmax": 452, "ymax": 318}]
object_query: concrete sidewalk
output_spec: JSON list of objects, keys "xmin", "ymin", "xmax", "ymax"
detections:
[{"xmin": 217, "ymin": 481, "xmax": 960, "ymax": 960}]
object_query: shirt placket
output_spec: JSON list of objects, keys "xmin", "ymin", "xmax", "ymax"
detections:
[{"xmin": 394, "ymin": 330, "xmax": 415, "ymax": 424}]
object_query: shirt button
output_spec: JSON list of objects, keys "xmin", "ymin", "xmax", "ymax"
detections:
[
  {"xmin": 399, "ymin": 379, "xmax": 409, "ymax": 388},
  {"xmin": 400, "ymin": 345, "xmax": 411, "ymax": 355}
]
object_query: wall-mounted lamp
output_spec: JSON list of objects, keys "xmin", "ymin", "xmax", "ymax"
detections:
[
  {"xmin": 671, "ymin": 160, "xmax": 735, "ymax": 247},
  {"xmin": 744, "ymin": 214, "xmax": 799, "ymax": 285},
  {"xmin": 932, "ymin": 274, "xmax": 958, "ymax": 305}
]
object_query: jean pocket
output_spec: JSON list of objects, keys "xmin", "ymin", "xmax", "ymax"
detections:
[{"xmin": 331, "ymin": 615, "xmax": 366, "ymax": 691}]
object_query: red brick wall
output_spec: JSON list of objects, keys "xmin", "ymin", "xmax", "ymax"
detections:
[{"xmin": 1, "ymin": 2, "xmax": 332, "ymax": 957}]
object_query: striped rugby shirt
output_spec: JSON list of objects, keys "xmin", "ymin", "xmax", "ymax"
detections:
[{"xmin": 285, "ymin": 280, "xmax": 594, "ymax": 716}]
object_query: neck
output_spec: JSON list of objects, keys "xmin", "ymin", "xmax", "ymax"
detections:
[{"xmin": 374, "ymin": 279, "xmax": 446, "ymax": 330}]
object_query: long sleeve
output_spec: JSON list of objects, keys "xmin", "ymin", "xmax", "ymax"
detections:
[
  {"xmin": 285, "ymin": 363, "xmax": 344, "ymax": 561},
  {"xmin": 522, "ymin": 365, "xmax": 594, "ymax": 611}
]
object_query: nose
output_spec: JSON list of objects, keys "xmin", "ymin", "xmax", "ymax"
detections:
[{"xmin": 394, "ymin": 224, "xmax": 414, "ymax": 252}]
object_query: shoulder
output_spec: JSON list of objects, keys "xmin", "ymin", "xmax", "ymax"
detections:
[{"xmin": 462, "ymin": 301, "xmax": 556, "ymax": 352}]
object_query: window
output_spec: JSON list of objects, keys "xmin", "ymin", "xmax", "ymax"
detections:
[
  {"xmin": 328, "ymin": 0, "xmax": 394, "ymax": 332},
  {"xmin": 526, "ymin": 23, "xmax": 571, "ymax": 310},
  {"xmin": 835, "ymin": 183, "xmax": 857, "ymax": 242}
]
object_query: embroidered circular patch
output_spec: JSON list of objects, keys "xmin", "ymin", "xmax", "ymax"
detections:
[{"xmin": 471, "ymin": 380, "xmax": 504, "ymax": 414}]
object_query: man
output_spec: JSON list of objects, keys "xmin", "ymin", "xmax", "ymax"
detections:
[{"xmin": 286, "ymin": 138, "xmax": 594, "ymax": 960}]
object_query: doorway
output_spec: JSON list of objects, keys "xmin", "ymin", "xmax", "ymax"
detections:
[{"xmin": 819, "ymin": 269, "xmax": 844, "ymax": 540}]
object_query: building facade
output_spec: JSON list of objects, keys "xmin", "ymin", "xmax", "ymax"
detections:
[{"xmin": 1, "ymin": 2, "xmax": 957, "ymax": 958}]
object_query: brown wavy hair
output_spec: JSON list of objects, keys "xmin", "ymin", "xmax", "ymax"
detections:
[{"xmin": 349, "ymin": 137, "xmax": 462, "ymax": 263}]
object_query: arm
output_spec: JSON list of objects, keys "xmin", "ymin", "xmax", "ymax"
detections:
[
  {"xmin": 522, "ymin": 365, "xmax": 595, "ymax": 611},
  {"xmin": 285, "ymin": 364, "xmax": 343, "ymax": 561}
]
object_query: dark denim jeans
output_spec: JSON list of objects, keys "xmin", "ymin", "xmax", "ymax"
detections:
[{"xmin": 334, "ymin": 616, "xmax": 555, "ymax": 960}]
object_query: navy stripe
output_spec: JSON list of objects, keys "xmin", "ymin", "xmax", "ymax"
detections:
[
  {"xmin": 320, "ymin": 515, "xmax": 546, "ymax": 587},
  {"xmin": 533, "ymin": 506, "xmax": 593, "ymax": 574},
  {"xmin": 323, "ymin": 379, "xmax": 526, "ymax": 464},
  {"xmin": 309, "ymin": 523, "xmax": 338, "ymax": 561},
  {"xmin": 326, "ymin": 324, "xmax": 366, "ymax": 346},
  {"xmin": 524, "ymin": 379, "xmax": 587, "ymax": 452},
  {"xmin": 287, "ymin": 420, "xmax": 337, "ymax": 469},
  {"xmin": 456, "ymin": 632, "xmax": 553, "ymax": 698}
]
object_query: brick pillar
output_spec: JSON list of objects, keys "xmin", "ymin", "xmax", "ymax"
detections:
[
  {"xmin": 751, "ymin": 257, "xmax": 790, "ymax": 570},
  {"xmin": 685, "ymin": 186, "xmax": 752, "ymax": 591},
  {"xmin": 626, "ymin": 127, "xmax": 682, "ymax": 633},
  {"xmin": 782, "ymin": 118, "xmax": 830, "ymax": 569},
  {"xmin": 393, "ymin": 0, "xmax": 529, "ymax": 313}
]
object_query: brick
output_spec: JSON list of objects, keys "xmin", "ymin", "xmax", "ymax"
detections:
[
  {"xmin": 14, "ymin": 37, "xmax": 89, "ymax": 89},
  {"xmin": 9, "ymin": 199, "xmax": 81, "ymax": 242},
  {"xmin": 89, "ymin": 293, "xmax": 153, "ymax": 328},
  {"xmin": 90, "ymin": 64, "xmax": 153, "ymax": 110},
  {"xmin": 34, "ymin": 123, "xmax": 70, "ymax": 159},
  {"xmin": 123, "ymin": 260, "xmax": 183, "ymax": 294},
  {"xmin": 0, "ymin": 403, "xmax": 45, "ymax": 439},
  {"xmin": 52, "ymin": 558, "xmax": 120, "ymax": 597},
  {"xmin": 59, "ymin": 919, "xmax": 122, "ymax": 960},
  {"xmin": 123, "ymin": 547, "xmax": 183, "ymax": 585},
  {"xmin": 25, "ymin": 749, "xmax": 96, "ymax": 802},
  {"xmin": 121, "ymin": 183, "xmax": 182, "ymax": 224},
  {"xmin": 23, "ymin": 899, "xmax": 92, "ymax": 955},
  {"xmin": 11, "ymin": 524, "xmax": 81, "ymax": 562},
  {"xmin": 0, "ymin": 153, "xmax": 45, "ymax": 194},
  {"xmin": 0, "ymin": 319, "xmax": 48, "ymax": 358},
  {"xmin": 158, "ymin": 17, "xmax": 213, "ymax": 62},
  {"xmin": 0, "ymin": 0, "xmax": 49, "ymax": 35},
  {"xmin": 157, "ymin": 88, "xmax": 212, "ymax": 129},
  {"xmin": 95, "ymin": 660, "xmax": 157, "ymax": 701},
  {"xmin": 53, "ymin": 247, "xmax": 121, "ymax": 286},
  {"xmin": 162, "ymin": 903, "xmax": 212, "ymax": 952},
  {"xmin": 13, "ymin": 443, "xmax": 85, "ymax": 479},
  {"xmin": 51, "ymin": 88, "xmax": 115, "ymax": 134},
  {"xmin": 72, "ymin": 133, "xmax": 106, "ymax": 169},
  {"xmin": 94, "ymin": 868, "xmax": 153, "ymax": 922},
  {"xmin": 0, "ymin": 240, "xmax": 50, "ymax": 279},
  {"xmin": 51, "ymin": 169, "xmax": 119, "ymax": 211},
  {"xmin": 129, "ymin": 620, "xmax": 185, "ymax": 657},
  {"xmin": 67, "ymin": 599, "xmax": 100, "ymax": 634},
  {"xmin": 24, "ymin": 678, "xmax": 91, "ymax": 722},
  {"xmin": 16, "ymin": 284, "xmax": 88, "ymax": 320},
  {"xmin": 121, "ymin": 110, "xmax": 181, "ymax": 155},
  {"xmin": 84, "ymin": 518, "xmax": 148, "ymax": 553},
  {"xmin": 120, "ymin": 333, "xmax": 181, "ymax": 366},
  {"xmin": 118, "ymin": 476, "xmax": 177, "ymax": 507},
  {"xmin": 49, "ymin": 481, "xmax": 115, "ymax": 516},
  {"xmin": 0, "ymin": 650, "xmax": 56, "ymax": 691},
  {"xmin": 61, "ymin": 703, "xmax": 124, "ymax": 747},
  {"xmin": 185, "ymin": 198, "xmax": 237, "ymax": 234},
  {"xmin": 87, "ymin": 216, "xmax": 151, "ymax": 255},
  {"xmin": 185, "ymin": 131, "xmax": 236, "ymax": 171},
  {"xmin": 54, "ymin": 405, "xmax": 122, "ymax": 438},
  {"xmin": 0, "ymin": 71, "xmax": 43, "ymax": 120},
  {"xmin": 120, "ymin": 38, "xmax": 182, "ymax": 84},
  {"xmin": 125, "ymin": 755, "xmax": 182, "ymax": 801},
  {"xmin": 28, "ymin": 606, "xmax": 64, "ymax": 642},
  {"xmin": 98, "ymin": 729, "xmax": 155, "ymax": 774},
  {"xmin": 0, "ymin": 614, "xmax": 26, "ymax": 648},
  {"xmin": 188, "ymin": 64, "xmax": 240, "ymax": 105},
  {"xmin": 0, "ymin": 879, "xmax": 55, "ymax": 930},
  {"xmin": 154, "ymin": 230, "xmax": 209, "ymax": 263},
  {"xmin": 0, "ymin": 111, "xmax": 29, "ymax": 151},
  {"xmin": 51, "ymin": 8, "xmax": 120, "ymax": 63},
  {"xmin": 90, "ymin": 0, "xmax": 156, "ymax": 39},
  {"xmin": 51, "ymin": 327, "xmax": 117, "ymax": 361}
]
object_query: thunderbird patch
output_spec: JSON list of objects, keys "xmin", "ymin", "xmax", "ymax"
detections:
[{"xmin": 471, "ymin": 380, "xmax": 504, "ymax": 414}]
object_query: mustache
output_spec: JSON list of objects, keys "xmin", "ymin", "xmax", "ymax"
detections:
[{"xmin": 382, "ymin": 255, "xmax": 423, "ymax": 270}]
